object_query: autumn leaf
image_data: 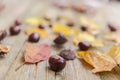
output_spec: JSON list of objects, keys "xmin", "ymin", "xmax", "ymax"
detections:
[
  {"xmin": 52, "ymin": 23, "xmax": 71, "ymax": 36},
  {"xmin": 105, "ymin": 33, "xmax": 120, "ymax": 45},
  {"xmin": 73, "ymin": 32, "xmax": 104, "ymax": 47},
  {"xmin": 91, "ymin": 40, "xmax": 104, "ymax": 47},
  {"xmin": 77, "ymin": 51, "xmax": 93, "ymax": 66},
  {"xmin": 25, "ymin": 28, "xmax": 48, "ymax": 38},
  {"xmin": 58, "ymin": 15, "xmax": 74, "ymax": 24},
  {"xmin": 87, "ymin": 28, "xmax": 100, "ymax": 35},
  {"xmin": 77, "ymin": 51, "xmax": 116, "ymax": 73},
  {"xmin": 25, "ymin": 17, "xmax": 49, "ymax": 26},
  {"xmin": 79, "ymin": 16, "xmax": 103, "ymax": 30},
  {"xmin": 108, "ymin": 46, "xmax": 120, "ymax": 65},
  {"xmin": 0, "ymin": 45, "xmax": 9, "ymax": 54},
  {"xmin": 70, "ymin": 28, "xmax": 81, "ymax": 37},
  {"xmin": 25, "ymin": 43, "xmax": 51, "ymax": 63},
  {"xmin": 16, "ymin": 43, "xmax": 51, "ymax": 71},
  {"xmin": 73, "ymin": 32, "xmax": 95, "ymax": 46}
]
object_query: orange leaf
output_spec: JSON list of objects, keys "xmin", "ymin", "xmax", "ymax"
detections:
[
  {"xmin": 0, "ymin": 45, "xmax": 9, "ymax": 54},
  {"xmin": 77, "ymin": 51, "xmax": 116, "ymax": 73},
  {"xmin": 24, "ymin": 43, "xmax": 51, "ymax": 63}
]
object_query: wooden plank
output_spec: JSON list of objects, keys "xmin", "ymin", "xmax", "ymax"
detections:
[
  {"xmin": 52, "ymin": 41, "xmax": 101, "ymax": 80},
  {"xmin": 2, "ymin": 0, "xmax": 120, "ymax": 80},
  {"xmin": 4, "ymin": 1, "xmax": 56, "ymax": 80},
  {"xmin": 97, "ymin": 3, "xmax": 120, "ymax": 80},
  {"xmin": 0, "ymin": 0, "xmax": 35, "ymax": 80},
  {"xmin": 0, "ymin": 0, "xmax": 34, "ymax": 29}
]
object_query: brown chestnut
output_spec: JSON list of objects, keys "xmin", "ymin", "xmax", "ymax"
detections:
[
  {"xmin": 15, "ymin": 20, "xmax": 22, "ymax": 26},
  {"xmin": 0, "ymin": 30, "xmax": 7, "ymax": 41},
  {"xmin": 38, "ymin": 24, "xmax": 44, "ymax": 29},
  {"xmin": 28, "ymin": 33, "xmax": 40, "ymax": 42},
  {"xmin": 108, "ymin": 24, "xmax": 117, "ymax": 32},
  {"xmin": 49, "ymin": 24, "xmax": 52, "ymax": 28},
  {"xmin": 9, "ymin": 26, "xmax": 21, "ymax": 35},
  {"xmin": 78, "ymin": 41, "xmax": 91, "ymax": 51},
  {"xmin": 81, "ymin": 26, "xmax": 88, "ymax": 31},
  {"xmin": 54, "ymin": 34, "xmax": 67, "ymax": 45},
  {"xmin": 59, "ymin": 49, "xmax": 76, "ymax": 60},
  {"xmin": 67, "ymin": 20, "xmax": 74, "ymax": 27},
  {"xmin": 49, "ymin": 55, "xmax": 66, "ymax": 72}
]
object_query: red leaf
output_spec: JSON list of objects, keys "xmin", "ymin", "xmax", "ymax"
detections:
[{"xmin": 24, "ymin": 43, "xmax": 51, "ymax": 63}]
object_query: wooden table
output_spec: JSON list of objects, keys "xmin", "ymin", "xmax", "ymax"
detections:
[{"xmin": 0, "ymin": 0, "xmax": 120, "ymax": 80}]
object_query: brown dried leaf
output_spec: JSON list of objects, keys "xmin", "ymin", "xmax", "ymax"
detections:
[
  {"xmin": 0, "ymin": 45, "xmax": 9, "ymax": 54},
  {"xmin": 77, "ymin": 51, "xmax": 116, "ymax": 73}
]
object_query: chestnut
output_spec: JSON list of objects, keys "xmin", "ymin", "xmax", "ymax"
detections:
[
  {"xmin": 67, "ymin": 20, "xmax": 74, "ymax": 27},
  {"xmin": 54, "ymin": 34, "xmax": 67, "ymax": 45},
  {"xmin": 38, "ymin": 24, "xmax": 44, "ymax": 29},
  {"xmin": 59, "ymin": 49, "xmax": 76, "ymax": 60},
  {"xmin": 49, "ymin": 24, "xmax": 52, "ymax": 28},
  {"xmin": 108, "ymin": 24, "xmax": 117, "ymax": 32},
  {"xmin": 81, "ymin": 26, "xmax": 88, "ymax": 31},
  {"xmin": 9, "ymin": 26, "xmax": 21, "ymax": 35},
  {"xmin": 49, "ymin": 55, "xmax": 66, "ymax": 72},
  {"xmin": 78, "ymin": 41, "xmax": 91, "ymax": 51},
  {"xmin": 15, "ymin": 20, "xmax": 22, "ymax": 26},
  {"xmin": 0, "ymin": 30, "xmax": 7, "ymax": 41},
  {"xmin": 28, "ymin": 33, "xmax": 40, "ymax": 42}
]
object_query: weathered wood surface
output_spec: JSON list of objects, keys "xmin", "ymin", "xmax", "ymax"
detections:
[{"xmin": 0, "ymin": 0, "xmax": 120, "ymax": 80}]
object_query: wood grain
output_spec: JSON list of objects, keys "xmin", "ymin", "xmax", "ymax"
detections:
[{"xmin": 0, "ymin": 0, "xmax": 120, "ymax": 80}]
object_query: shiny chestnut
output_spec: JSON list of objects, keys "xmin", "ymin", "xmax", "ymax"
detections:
[
  {"xmin": 28, "ymin": 33, "xmax": 40, "ymax": 42},
  {"xmin": 38, "ymin": 24, "xmax": 44, "ymax": 29},
  {"xmin": 81, "ymin": 26, "xmax": 88, "ymax": 31},
  {"xmin": 54, "ymin": 34, "xmax": 67, "ymax": 45},
  {"xmin": 108, "ymin": 24, "xmax": 117, "ymax": 32},
  {"xmin": 0, "ymin": 30, "xmax": 7, "ymax": 41},
  {"xmin": 15, "ymin": 20, "xmax": 22, "ymax": 26},
  {"xmin": 59, "ymin": 49, "xmax": 76, "ymax": 60},
  {"xmin": 9, "ymin": 26, "xmax": 21, "ymax": 35},
  {"xmin": 78, "ymin": 41, "xmax": 91, "ymax": 51},
  {"xmin": 49, "ymin": 55, "xmax": 66, "ymax": 72}
]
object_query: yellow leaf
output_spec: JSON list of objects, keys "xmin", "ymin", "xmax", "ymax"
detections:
[
  {"xmin": 52, "ymin": 23, "xmax": 71, "ymax": 36},
  {"xmin": 91, "ymin": 40, "xmax": 104, "ymax": 47},
  {"xmin": 70, "ymin": 29, "xmax": 81, "ymax": 36},
  {"xmin": 78, "ymin": 51, "xmax": 93, "ymax": 66},
  {"xmin": 108, "ymin": 46, "xmax": 120, "ymax": 65},
  {"xmin": 25, "ymin": 28, "xmax": 48, "ymax": 38},
  {"xmin": 73, "ymin": 32, "xmax": 104, "ymax": 47},
  {"xmin": 77, "ymin": 51, "xmax": 116, "ymax": 73},
  {"xmin": 105, "ymin": 33, "xmax": 120, "ymax": 45},
  {"xmin": 25, "ymin": 17, "xmax": 49, "ymax": 26},
  {"xmin": 79, "ymin": 16, "xmax": 102, "ymax": 30},
  {"xmin": 73, "ymin": 32, "xmax": 95, "ymax": 45}
]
